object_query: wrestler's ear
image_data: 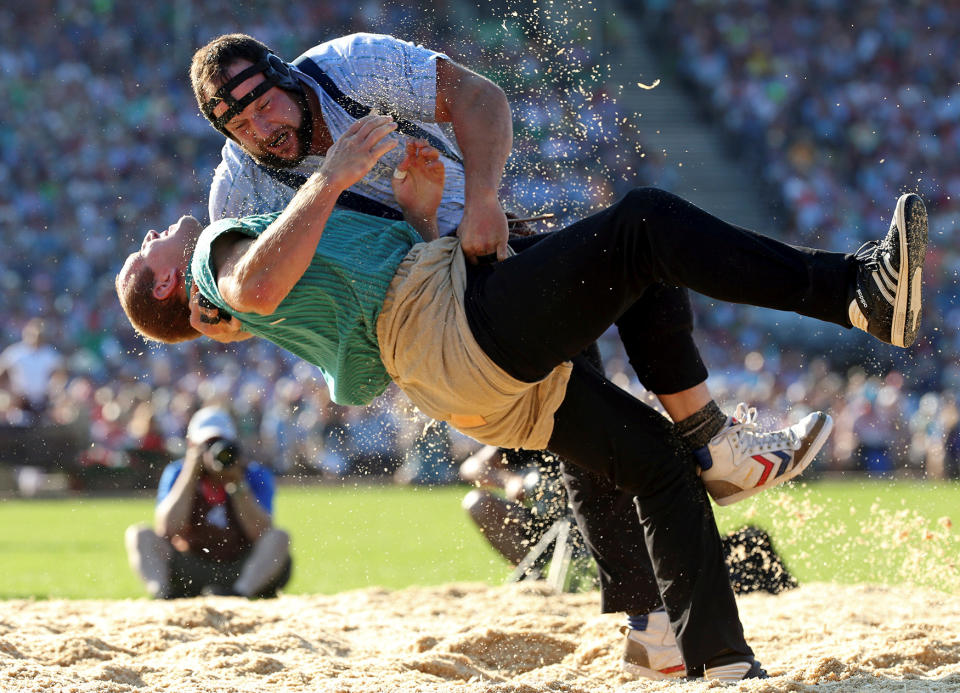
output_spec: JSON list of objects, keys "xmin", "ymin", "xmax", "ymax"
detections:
[{"xmin": 152, "ymin": 267, "xmax": 178, "ymax": 300}]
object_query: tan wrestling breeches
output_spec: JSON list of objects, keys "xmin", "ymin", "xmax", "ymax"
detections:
[{"xmin": 376, "ymin": 237, "xmax": 572, "ymax": 450}]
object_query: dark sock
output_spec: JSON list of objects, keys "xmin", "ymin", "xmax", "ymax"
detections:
[
  {"xmin": 626, "ymin": 609, "xmax": 662, "ymax": 632},
  {"xmin": 674, "ymin": 400, "xmax": 726, "ymax": 450}
]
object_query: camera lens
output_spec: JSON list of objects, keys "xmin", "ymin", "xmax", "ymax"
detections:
[{"xmin": 207, "ymin": 439, "xmax": 240, "ymax": 469}]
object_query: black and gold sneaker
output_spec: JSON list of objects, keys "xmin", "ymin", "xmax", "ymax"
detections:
[{"xmin": 849, "ymin": 193, "xmax": 928, "ymax": 347}]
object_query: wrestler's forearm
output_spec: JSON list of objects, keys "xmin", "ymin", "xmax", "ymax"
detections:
[
  {"xmin": 218, "ymin": 171, "xmax": 342, "ymax": 314},
  {"xmin": 458, "ymin": 113, "xmax": 510, "ymax": 210}
]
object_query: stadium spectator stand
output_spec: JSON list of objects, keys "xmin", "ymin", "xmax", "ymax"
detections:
[{"xmin": 1, "ymin": 1, "xmax": 958, "ymax": 489}]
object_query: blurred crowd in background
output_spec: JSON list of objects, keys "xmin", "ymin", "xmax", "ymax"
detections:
[{"xmin": 1, "ymin": 0, "xmax": 958, "ymax": 492}]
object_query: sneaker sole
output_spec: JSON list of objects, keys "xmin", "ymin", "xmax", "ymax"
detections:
[
  {"xmin": 713, "ymin": 413, "xmax": 833, "ymax": 506},
  {"xmin": 621, "ymin": 659, "xmax": 686, "ymax": 680},
  {"xmin": 891, "ymin": 193, "xmax": 928, "ymax": 347},
  {"xmin": 705, "ymin": 658, "xmax": 768, "ymax": 681}
]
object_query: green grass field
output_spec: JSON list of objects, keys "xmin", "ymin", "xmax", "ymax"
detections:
[{"xmin": 0, "ymin": 480, "xmax": 957, "ymax": 600}]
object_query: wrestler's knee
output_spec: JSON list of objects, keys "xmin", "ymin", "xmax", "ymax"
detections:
[{"xmin": 619, "ymin": 186, "xmax": 671, "ymax": 217}]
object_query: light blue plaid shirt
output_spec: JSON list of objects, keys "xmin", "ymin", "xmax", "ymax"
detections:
[{"xmin": 208, "ymin": 33, "xmax": 466, "ymax": 234}]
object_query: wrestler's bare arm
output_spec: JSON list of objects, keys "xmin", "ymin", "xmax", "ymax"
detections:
[
  {"xmin": 435, "ymin": 58, "xmax": 511, "ymax": 263},
  {"xmin": 216, "ymin": 115, "xmax": 398, "ymax": 315}
]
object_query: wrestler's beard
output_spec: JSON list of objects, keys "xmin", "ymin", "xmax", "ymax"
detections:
[{"xmin": 249, "ymin": 92, "xmax": 314, "ymax": 170}]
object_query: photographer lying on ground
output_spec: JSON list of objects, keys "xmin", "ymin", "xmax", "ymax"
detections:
[{"xmin": 125, "ymin": 407, "xmax": 292, "ymax": 598}]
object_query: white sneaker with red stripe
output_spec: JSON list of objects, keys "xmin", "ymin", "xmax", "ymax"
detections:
[
  {"xmin": 697, "ymin": 403, "xmax": 833, "ymax": 506},
  {"xmin": 620, "ymin": 611, "xmax": 686, "ymax": 680}
]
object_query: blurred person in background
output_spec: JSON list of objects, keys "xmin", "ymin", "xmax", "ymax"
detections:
[
  {"xmin": 909, "ymin": 391, "xmax": 952, "ymax": 477},
  {"xmin": 851, "ymin": 383, "xmax": 904, "ymax": 475},
  {"xmin": 941, "ymin": 394, "xmax": 960, "ymax": 479},
  {"xmin": 460, "ymin": 446, "xmax": 575, "ymax": 567},
  {"xmin": 339, "ymin": 404, "xmax": 403, "ymax": 477},
  {"xmin": 394, "ymin": 418, "xmax": 459, "ymax": 486},
  {"xmin": 0, "ymin": 318, "xmax": 65, "ymax": 423},
  {"xmin": 125, "ymin": 406, "xmax": 291, "ymax": 599}
]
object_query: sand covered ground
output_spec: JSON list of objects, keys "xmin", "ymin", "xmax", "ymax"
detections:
[{"xmin": 1, "ymin": 582, "xmax": 959, "ymax": 692}]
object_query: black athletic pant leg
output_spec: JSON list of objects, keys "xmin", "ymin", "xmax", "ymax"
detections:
[
  {"xmin": 517, "ymin": 232, "xmax": 710, "ymax": 617},
  {"xmin": 559, "ymin": 285, "xmax": 715, "ymax": 616},
  {"xmin": 560, "ymin": 460, "xmax": 662, "ymax": 615},
  {"xmin": 467, "ymin": 186, "xmax": 853, "ymax": 384},
  {"xmin": 548, "ymin": 358, "xmax": 750, "ymax": 673},
  {"xmin": 510, "ymin": 232, "xmax": 708, "ymax": 395},
  {"xmin": 616, "ymin": 283, "xmax": 708, "ymax": 394},
  {"xmin": 556, "ymin": 350, "xmax": 663, "ymax": 617},
  {"xmin": 511, "ymin": 237, "xmax": 693, "ymax": 617}
]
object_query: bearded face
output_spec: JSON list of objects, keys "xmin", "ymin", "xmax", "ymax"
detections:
[{"xmin": 242, "ymin": 90, "xmax": 314, "ymax": 169}]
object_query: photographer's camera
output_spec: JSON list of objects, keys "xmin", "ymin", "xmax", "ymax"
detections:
[{"xmin": 205, "ymin": 438, "xmax": 240, "ymax": 472}]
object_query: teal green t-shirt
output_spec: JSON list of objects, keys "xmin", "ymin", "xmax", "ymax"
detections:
[{"xmin": 189, "ymin": 210, "xmax": 422, "ymax": 406}]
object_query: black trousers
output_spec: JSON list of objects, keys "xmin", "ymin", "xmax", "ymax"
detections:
[
  {"xmin": 511, "ymin": 221, "xmax": 723, "ymax": 620},
  {"xmin": 503, "ymin": 236, "xmax": 709, "ymax": 395},
  {"xmin": 167, "ymin": 550, "xmax": 292, "ymax": 599},
  {"xmin": 560, "ymin": 460, "xmax": 662, "ymax": 614},
  {"xmin": 464, "ymin": 187, "xmax": 853, "ymax": 672}
]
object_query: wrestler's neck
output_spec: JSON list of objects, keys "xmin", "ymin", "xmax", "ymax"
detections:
[{"xmin": 176, "ymin": 268, "xmax": 189, "ymax": 303}]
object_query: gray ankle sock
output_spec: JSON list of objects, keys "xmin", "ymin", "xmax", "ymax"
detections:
[{"xmin": 674, "ymin": 400, "xmax": 726, "ymax": 450}]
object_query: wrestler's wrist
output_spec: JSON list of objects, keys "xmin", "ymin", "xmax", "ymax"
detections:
[
  {"xmin": 307, "ymin": 169, "xmax": 349, "ymax": 196},
  {"xmin": 463, "ymin": 189, "xmax": 501, "ymax": 209}
]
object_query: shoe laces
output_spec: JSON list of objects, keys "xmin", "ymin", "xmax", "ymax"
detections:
[
  {"xmin": 854, "ymin": 240, "xmax": 882, "ymax": 271},
  {"xmin": 723, "ymin": 402, "xmax": 800, "ymax": 454}
]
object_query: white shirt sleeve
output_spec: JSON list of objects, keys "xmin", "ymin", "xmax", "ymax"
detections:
[{"xmin": 301, "ymin": 33, "xmax": 448, "ymax": 123}]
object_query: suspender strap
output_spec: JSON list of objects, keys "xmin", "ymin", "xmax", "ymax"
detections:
[
  {"xmin": 257, "ymin": 166, "xmax": 405, "ymax": 220},
  {"xmin": 254, "ymin": 55, "xmax": 463, "ymax": 221},
  {"xmin": 293, "ymin": 56, "xmax": 464, "ymax": 165}
]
